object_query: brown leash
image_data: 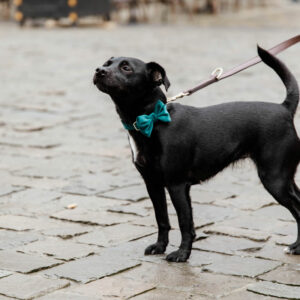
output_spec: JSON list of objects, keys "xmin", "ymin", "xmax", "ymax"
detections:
[{"xmin": 167, "ymin": 35, "xmax": 300, "ymax": 103}]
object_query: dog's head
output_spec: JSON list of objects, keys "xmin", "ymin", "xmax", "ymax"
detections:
[{"xmin": 93, "ymin": 57, "xmax": 170, "ymax": 100}]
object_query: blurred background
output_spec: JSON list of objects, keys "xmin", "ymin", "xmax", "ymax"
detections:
[{"xmin": 0, "ymin": 0, "xmax": 299, "ymax": 27}]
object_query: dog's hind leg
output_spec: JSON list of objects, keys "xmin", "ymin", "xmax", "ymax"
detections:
[
  {"xmin": 166, "ymin": 183, "xmax": 195, "ymax": 262},
  {"xmin": 286, "ymin": 182, "xmax": 300, "ymax": 254},
  {"xmin": 257, "ymin": 168, "xmax": 300, "ymax": 254}
]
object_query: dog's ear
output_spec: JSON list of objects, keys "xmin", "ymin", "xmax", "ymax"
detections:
[{"xmin": 146, "ymin": 62, "xmax": 170, "ymax": 91}]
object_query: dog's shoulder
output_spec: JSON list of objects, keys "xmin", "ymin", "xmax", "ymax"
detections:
[
  {"xmin": 155, "ymin": 102, "xmax": 200, "ymax": 140},
  {"xmin": 166, "ymin": 102, "xmax": 200, "ymax": 122}
]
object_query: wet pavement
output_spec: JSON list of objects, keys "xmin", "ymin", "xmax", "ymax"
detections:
[{"xmin": 0, "ymin": 3, "xmax": 300, "ymax": 299}]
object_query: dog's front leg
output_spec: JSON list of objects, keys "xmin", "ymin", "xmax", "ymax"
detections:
[
  {"xmin": 166, "ymin": 184, "xmax": 195, "ymax": 262},
  {"xmin": 143, "ymin": 178, "xmax": 171, "ymax": 255}
]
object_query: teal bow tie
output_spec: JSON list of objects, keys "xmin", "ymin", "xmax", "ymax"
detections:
[{"xmin": 122, "ymin": 100, "xmax": 171, "ymax": 137}]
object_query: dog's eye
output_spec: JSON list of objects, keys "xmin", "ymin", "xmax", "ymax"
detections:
[
  {"xmin": 122, "ymin": 65, "xmax": 131, "ymax": 72},
  {"xmin": 120, "ymin": 61, "xmax": 132, "ymax": 72}
]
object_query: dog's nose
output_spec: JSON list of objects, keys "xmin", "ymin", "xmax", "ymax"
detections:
[{"xmin": 95, "ymin": 68, "xmax": 107, "ymax": 77}]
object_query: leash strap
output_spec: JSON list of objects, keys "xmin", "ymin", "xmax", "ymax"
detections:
[{"xmin": 167, "ymin": 35, "xmax": 300, "ymax": 103}]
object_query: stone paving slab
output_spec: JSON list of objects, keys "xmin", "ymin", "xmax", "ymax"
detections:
[
  {"xmin": 0, "ymin": 134, "xmax": 60, "ymax": 149},
  {"xmin": 247, "ymin": 281, "xmax": 300, "ymax": 299},
  {"xmin": 259, "ymin": 264, "xmax": 300, "ymax": 286},
  {"xmin": 274, "ymin": 235, "xmax": 294, "ymax": 247},
  {"xmin": 44, "ymin": 253, "xmax": 141, "ymax": 283},
  {"xmin": 215, "ymin": 214, "xmax": 293, "ymax": 236},
  {"xmin": 44, "ymin": 281, "xmax": 198, "ymax": 299},
  {"xmin": 12, "ymin": 166, "xmax": 76, "ymax": 181},
  {"xmin": 60, "ymin": 184, "xmax": 100, "ymax": 196},
  {"xmin": 40, "ymin": 222, "xmax": 92, "ymax": 239},
  {"xmin": 0, "ymin": 215, "xmax": 93, "ymax": 239},
  {"xmin": 0, "ymin": 274, "xmax": 69, "ymax": 300},
  {"xmin": 168, "ymin": 229, "xmax": 208, "ymax": 247},
  {"xmin": 38, "ymin": 292, "xmax": 97, "ymax": 300},
  {"xmin": 115, "ymin": 261, "xmax": 254, "ymax": 298},
  {"xmin": 250, "ymin": 242, "xmax": 300, "ymax": 264},
  {"xmin": 221, "ymin": 290, "xmax": 279, "ymax": 300},
  {"xmin": 100, "ymin": 184, "xmax": 149, "ymax": 202},
  {"xmin": 214, "ymin": 193, "xmax": 275, "ymax": 211},
  {"xmin": 65, "ymin": 277, "xmax": 155, "ymax": 299},
  {"xmin": 0, "ymin": 155, "xmax": 41, "ymax": 174},
  {"xmin": 0, "ymin": 296, "xmax": 14, "ymax": 300},
  {"xmin": 132, "ymin": 211, "xmax": 214, "ymax": 230},
  {"xmin": 202, "ymin": 254, "xmax": 282, "ymax": 278},
  {"xmin": 0, "ymin": 230, "xmax": 40, "ymax": 250},
  {"xmin": 107, "ymin": 200, "xmax": 152, "ymax": 217},
  {"xmin": 140, "ymin": 248, "xmax": 221, "ymax": 268},
  {"xmin": 272, "ymin": 222, "xmax": 297, "ymax": 236},
  {"xmin": 51, "ymin": 208, "xmax": 139, "ymax": 226},
  {"xmin": 55, "ymin": 195, "xmax": 127, "ymax": 211},
  {"xmin": 252, "ymin": 205, "xmax": 295, "ymax": 222},
  {"xmin": 130, "ymin": 288, "xmax": 202, "ymax": 300},
  {"xmin": 95, "ymin": 235, "xmax": 176, "ymax": 263},
  {"xmin": 0, "ymin": 189, "xmax": 62, "ymax": 216},
  {"xmin": 76, "ymin": 224, "xmax": 156, "ymax": 247},
  {"xmin": 189, "ymin": 189, "xmax": 223, "ymax": 205},
  {"xmin": 0, "ymin": 189, "xmax": 61, "ymax": 206},
  {"xmin": 0, "ymin": 172, "xmax": 67, "ymax": 194},
  {"xmin": 203, "ymin": 225, "xmax": 271, "ymax": 242},
  {"xmin": 0, "ymin": 215, "xmax": 54, "ymax": 231},
  {"xmin": 0, "ymin": 271, "xmax": 12, "ymax": 279},
  {"xmin": 0, "ymin": 250, "xmax": 61, "ymax": 273},
  {"xmin": 17, "ymin": 237, "xmax": 100, "ymax": 261},
  {"xmin": 60, "ymin": 173, "xmax": 126, "ymax": 196},
  {"xmin": 0, "ymin": 185, "xmax": 24, "ymax": 197},
  {"xmin": 193, "ymin": 235, "xmax": 263, "ymax": 255},
  {"xmin": 169, "ymin": 203, "xmax": 238, "ymax": 224},
  {"xmin": 1, "ymin": 109, "xmax": 69, "ymax": 132}
]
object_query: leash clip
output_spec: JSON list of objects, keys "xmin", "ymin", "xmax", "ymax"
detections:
[
  {"xmin": 211, "ymin": 67, "xmax": 223, "ymax": 80},
  {"xmin": 167, "ymin": 92, "xmax": 190, "ymax": 103},
  {"xmin": 133, "ymin": 121, "xmax": 140, "ymax": 131}
]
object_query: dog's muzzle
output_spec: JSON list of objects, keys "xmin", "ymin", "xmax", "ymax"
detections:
[{"xmin": 93, "ymin": 68, "xmax": 107, "ymax": 85}]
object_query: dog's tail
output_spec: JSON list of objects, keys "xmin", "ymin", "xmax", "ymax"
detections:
[{"xmin": 258, "ymin": 45, "xmax": 299, "ymax": 117}]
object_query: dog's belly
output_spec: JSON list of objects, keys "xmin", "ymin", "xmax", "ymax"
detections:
[
  {"xmin": 161, "ymin": 140, "xmax": 247, "ymax": 184},
  {"xmin": 190, "ymin": 151, "xmax": 248, "ymax": 183}
]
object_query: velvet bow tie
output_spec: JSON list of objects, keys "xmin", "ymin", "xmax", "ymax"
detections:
[{"xmin": 122, "ymin": 100, "xmax": 171, "ymax": 137}]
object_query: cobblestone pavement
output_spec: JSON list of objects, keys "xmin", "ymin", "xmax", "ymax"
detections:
[{"xmin": 0, "ymin": 3, "xmax": 300, "ymax": 299}]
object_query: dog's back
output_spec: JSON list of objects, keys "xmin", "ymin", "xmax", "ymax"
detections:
[{"xmin": 159, "ymin": 47, "xmax": 300, "ymax": 183}]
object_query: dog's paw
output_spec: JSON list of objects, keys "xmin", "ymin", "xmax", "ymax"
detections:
[
  {"xmin": 284, "ymin": 243, "xmax": 300, "ymax": 255},
  {"xmin": 166, "ymin": 249, "xmax": 190, "ymax": 262},
  {"xmin": 144, "ymin": 242, "xmax": 166, "ymax": 255}
]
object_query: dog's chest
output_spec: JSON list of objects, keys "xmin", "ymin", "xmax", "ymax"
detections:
[
  {"xmin": 128, "ymin": 134, "xmax": 147, "ymax": 166},
  {"xmin": 128, "ymin": 134, "xmax": 139, "ymax": 162}
]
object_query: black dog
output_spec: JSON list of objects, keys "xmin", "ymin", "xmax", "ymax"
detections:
[{"xmin": 94, "ymin": 47, "xmax": 300, "ymax": 262}]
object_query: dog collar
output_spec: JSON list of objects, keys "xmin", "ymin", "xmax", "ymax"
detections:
[{"xmin": 122, "ymin": 100, "xmax": 171, "ymax": 138}]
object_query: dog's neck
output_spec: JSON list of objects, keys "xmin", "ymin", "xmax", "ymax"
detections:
[{"xmin": 113, "ymin": 87, "xmax": 167, "ymax": 125}]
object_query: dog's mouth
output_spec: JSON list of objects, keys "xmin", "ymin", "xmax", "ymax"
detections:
[
  {"xmin": 93, "ymin": 73, "xmax": 100, "ymax": 85},
  {"xmin": 93, "ymin": 73, "xmax": 112, "ymax": 94},
  {"xmin": 93, "ymin": 73, "xmax": 104, "ymax": 88}
]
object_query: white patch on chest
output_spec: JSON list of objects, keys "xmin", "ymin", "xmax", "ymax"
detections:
[{"xmin": 128, "ymin": 134, "xmax": 138, "ymax": 162}]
